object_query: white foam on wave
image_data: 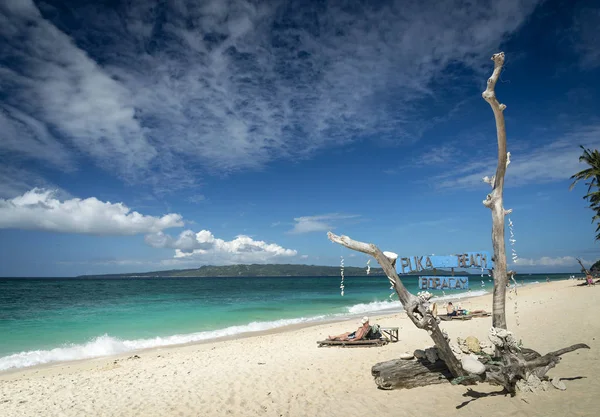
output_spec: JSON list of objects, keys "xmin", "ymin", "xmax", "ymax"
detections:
[
  {"xmin": 346, "ymin": 300, "xmax": 403, "ymax": 314},
  {"xmin": 344, "ymin": 289, "xmax": 491, "ymax": 315},
  {"xmin": 431, "ymin": 289, "xmax": 489, "ymax": 301},
  {"xmin": 0, "ymin": 286, "xmax": 503, "ymax": 372},
  {"xmin": 0, "ymin": 315, "xmax": 327, "ymax": 372}
]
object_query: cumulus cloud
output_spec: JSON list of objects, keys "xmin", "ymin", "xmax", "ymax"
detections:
[
  {"xmin": 517, "ymin": 256, "xmax": 591, "ymax": 267},
  {"xmin": 145, "ymin": 229, "xmax": 297, "ymax": 263},
  {"xmin": 0, "ymin": 188, "xmax": 183, "ymax": 235},
  {"xmin": 0, "ymin": 0, "xmax": 542, "ymax": 190},
  {"xmin": 289, "ymin": 214, "xmax": 361, "ymax": 234}
]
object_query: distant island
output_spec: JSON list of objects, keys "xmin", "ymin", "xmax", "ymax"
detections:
[{"xmin": 77, "ymin": 264, "xmax": 475, "ymax": 278}]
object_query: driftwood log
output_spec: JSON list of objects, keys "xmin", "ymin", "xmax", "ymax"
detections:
[
  {"xmin": 372, "ymin": 359, "xmax": 453, "ymax": 390},
  {"xmin": 371, "ymin": 348, "xmax": 568, "ymax": 390},
  {"xmin": 327, "ymin": 52, "xmax": 590, "ymax": 394}
]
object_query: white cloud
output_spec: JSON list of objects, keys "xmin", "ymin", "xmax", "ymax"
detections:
[
  {"xmin": 57, "ymin": 258, "xmax": 151, "ymax": 267},
  {"xmin": 0, "ymin": 188, "xmax": 183, "ymax": 235},
  {"xmin": 0, "ymin": 0, "xmax": 542, "ymax": 190},
  {"xmin": 289, "ymin": 214, "xmax": 360, "ymax": 234},
  {"xmin": 0, "ymin": 165, "xmax": 52, "ymax": 198},
  {"xmin": 0, "ymin": 0, "xmax": 156, "ymax": 181},
  {"xmin": 187, "ymin": 194, "xmax": 206, "ymax": 203},
  {"xmin": 145, "ymin": 229, "xmax": 297, "ymax": 263},
  {"xmin": 433, "ymin": 124, "xmax": 600, "ymax": 189},
  {"xmin": 517, "ymin": 256, "xmax": 591, "ymax": 267}
]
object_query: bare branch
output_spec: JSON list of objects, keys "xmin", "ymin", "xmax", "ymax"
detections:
[
  {"xmin": 327, "ymin": 232, "xmax": 413, "ymax": 304},
  {"xmin": 482, "ymin": 53, "xmax": 508, "ymax": 200},
  {"xmin": 483, "ymin": 175, "xmax": 495, "ymax": 187},
  {"xmin": 327, "ymin": 231, "xmax": 466, "ymax": 378},
  {"xmin": 526, "ymin": 343, "xmax": 590, "ymax": 379},
  {"xmin": 483, "ymin": 194, "xmax": 493, "ymax": 208}
]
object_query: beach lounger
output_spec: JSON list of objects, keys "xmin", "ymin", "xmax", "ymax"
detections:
[
  {"xmin": 317, "ymin": 338, "xmax": 389, "ymax": 348},
  {"xmin": 439, "ymin": 311, "xmax": 490, "ymax": 321}
]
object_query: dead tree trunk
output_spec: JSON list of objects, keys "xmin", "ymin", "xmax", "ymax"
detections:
[
  {"xmin": 477, "ymin": 53, "xmax": 589, "ymax": 393},
  {"xmin": 372, "ymin": 358, "xmax": 453, "ymax": 390},
  {"xmin": 327, "ymin": 232, "xmax": 467, "ymax": 378},
  {"xmin": 481, "ymin": 52, "xmax": 510, "ymax": 330},
  {"xmin": 327, "ymin": 52, "xmax": 589, "ymax": 393},
  {"xmin": 576, "ymin": 257, "xmax": 590, "ymax": 275}
]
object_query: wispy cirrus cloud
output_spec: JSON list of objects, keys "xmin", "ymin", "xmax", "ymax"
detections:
[
  {"xmin": 0, "ymin": 0, "xmax": 156, "ymax": 180},
  {"xmin": 571, "ymin": 6, "xmax": 600, "ymax": 69},
  {"xmin": 0, "ymin": 0, "xmax": 543, "ymax": 191},
  {"xmin": 0, "ymin": 188, "xmax": 183, "ymax": 235},
  {"xmin": 289, "ymin": 213, "xmax": 361, "ymax": 234},
  {"xmin": 431, "ymin": 124, "xmax": 600, "ymax": 189},
  {"xmin": 517, "ymin": 256, "xmax": 591, "ymax": 267},
  {"xmin": 0, "ymin": 165, "xmax": 53, "ymax": 198}
]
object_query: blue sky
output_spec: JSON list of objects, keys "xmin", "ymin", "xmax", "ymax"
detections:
[{"xmin": 1, "ymin": 0, "xmax": 599, "ymax": 277}]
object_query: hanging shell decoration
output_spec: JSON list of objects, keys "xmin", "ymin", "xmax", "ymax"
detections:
[
  {"xmin": 340, "ymin": 256, "xmax": 345, "ymax": 296},
  {"xmin": 383, "ymin": 251, "xmax": 398, "ymax": 299},
  {"xmin": 508, "ymin": 217, "xmax": 518, "ymax": 263}
]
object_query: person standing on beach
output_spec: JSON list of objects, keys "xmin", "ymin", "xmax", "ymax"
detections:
[
  {"xmin": 586, "ymin": 273, "xmax": 595, "ymax": 286},
  {"xmin": 327, "ymin": 317, "xmax": 370, "ymax": 341}
]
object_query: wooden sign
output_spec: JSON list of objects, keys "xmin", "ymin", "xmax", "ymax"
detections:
[
  {"xmin": 397, "ymin": 251, "xmax": 492, "ymax": 274},
  {"xmin": 419, "ymin": 276, "xmax": 469, "ymax": 290}
]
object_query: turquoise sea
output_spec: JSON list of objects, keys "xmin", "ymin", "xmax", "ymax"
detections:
[{"xmin": 0, "ymin": 273, "xmax": 578, "ymax": 371}]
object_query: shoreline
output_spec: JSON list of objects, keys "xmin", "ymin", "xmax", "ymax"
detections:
[
  {"xmin": 1, "ymin": 278, "xmax": 597, "ymax": 417},
  {"xmin": 0, "ymin": 278, "xmax": 558, "ymax": 376},
  {"xmin": 0, "ymin": 279, "xmax": 556, "ymax": 377}
]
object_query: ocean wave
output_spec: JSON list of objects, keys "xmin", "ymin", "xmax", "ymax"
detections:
[
  {"xmin": 0, "ymin": 315, "xmax": 326, "ymax": 372},
  {"xmin": 346, "ymin": 300, "xmax": 403, "ymax": 314},
  {"xmin": 344, "ymin": 288, "xmax": 492, "ymax": 315},
  {"xmin": 0, "ymin": 286, "xmax": 504, "ymax": 372},
  {"xmin": 431, "ymin": 289, "xmax": 489, "ymax": 301}
]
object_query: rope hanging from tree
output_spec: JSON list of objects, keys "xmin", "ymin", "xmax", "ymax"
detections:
[
  {"xmin": 340, "ymin": 255, "xmax": 345, "ymax": 296},
  {"xmin": 383, "ymin": 251, "xmax": 398, "ymax": 300},
  {"xmin": 508, "ymin": 217, "xmax": 518, "ymax": 264}
]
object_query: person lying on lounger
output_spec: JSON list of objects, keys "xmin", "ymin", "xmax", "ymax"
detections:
[
  {"xmin": 446, "ymin": 302, "xmax": 487, "ymax": 317},
  {"xmin": 446, "ymin": 302, "xmax": 459, "ymax": 316},
  {"xmin": 327, "ymin": 316, "xmax": 371, "ymax": 341}
]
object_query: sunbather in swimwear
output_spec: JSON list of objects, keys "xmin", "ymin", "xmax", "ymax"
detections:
[
  {"xmin": 446, "ymin": 302, "xmax": 458, "ymax": 317},
  {"xmin": 327, "ymin": 317, "xmax": 370, "ymax": 341},
  {"xmin": 586, "ymin": 273, "xmax": 595, "ymax": 286}
]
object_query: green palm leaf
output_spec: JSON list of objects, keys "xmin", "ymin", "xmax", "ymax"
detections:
[{"xmin": 571, "ymin": 145, "xmax": 600, "ymax": 241}]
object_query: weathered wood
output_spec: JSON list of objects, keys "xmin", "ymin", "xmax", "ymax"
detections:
[
  {"xmin": 370, "ymin": 348, "xmax": 544, "ymax": 391},
  {"xmin": 327, "ymin": 53, "xmax": 590, "ymax": 394},
  {"xmin": 380, "ymin": 327, "xmax": 399, "ymax": 342},
  {"xmin": 327, "ymin": 232, "xmax": 466, "ymax": 378},
  {"xmin": 576, "ymin": 257, "xmax": 590, "ymax": 275},
  {"xmin": 481, "ymin": 52, "xmax": 510, "ymax": 330},
  {"xmin": 317, "ymin": 339, "xmax": 388, "ymax": 348},
  {"xmin": 371, "ymin": 359, "xmax": 453, "ymax": 390}
]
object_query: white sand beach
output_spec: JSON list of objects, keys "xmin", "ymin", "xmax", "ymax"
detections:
[{"xmin": 1, "ymin": 279, "xmax": 598, "ymax": 417}]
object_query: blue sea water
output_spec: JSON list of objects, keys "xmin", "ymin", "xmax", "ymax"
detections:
[{"xmin": 0, "ymin": 273, "xmax": 577, "ymax": 371}]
